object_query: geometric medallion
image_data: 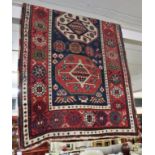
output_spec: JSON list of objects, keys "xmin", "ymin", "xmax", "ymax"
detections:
[
  {"xmin": 56, "ymin": 13, "xmax": 98, "ymax": 44},
  {"xmin": 55, "ymin": 54, "xmax": 102, "ymax": 94}
]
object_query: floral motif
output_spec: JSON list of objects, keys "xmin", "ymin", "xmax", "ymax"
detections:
[
  {"xmin": 34, "ymin": 20, "xmax": 47, "ymax": 31},
  {"xmin": 55, "ymin": 89, "xmax": 76, "ymax": 103},
  {"xmin": 100, "ymin": 87, "xmax": 105, "ymax": 92},
  {"xmin": 33, "ymin": 50, "xmax": 46, "ymax": 61},
  {"xmin": 33, "ymin": 102, "xmax": 46, "ymax": 114},
  {"xmin": 57, "ymin": 89, "xmax": 67, "ymax": 96},
  {"xmin": 96, "ymin": 111, "xmax": 107, "ymax": 126},
  {"xmin": 32, "ymin": 64, "xmax": 46, "ymax": 79},
  {"xmin": 62, "ymin": 74, "xmax": 70, "ymax": 81},
  {"xmin": 96, "ymin": 92, "xmax": 102, "ymax": 98},
  {"xmin": 32, "ymin": 82, "xmax": 46, "ymax": 97},
  {"xmin": 58, "ymin": 54, "xmax": 64, "ymax": 59},
  {"xmin": 110, "ymin": 86, "xmax": 124, "ymax": 98},
  {"xmin": 53, "ymin": 40, "xmax": 65, "ymax": 52},
  {"xmin": 50, "ymin": 111, "xmax": 64, "ymax": 129},
  {"xmin": 112, "ymin": 100, "xmax": 124, "ymax": 110},
  {"xmin": 106, "ymin": 50, "xmax": 118, "ymax": 60},
  {"xmin": 66, "ymin": 111, "xmax": 82, "ymax": 126},
  {"xmin": 110, "ymin": 111, "xmax": 121, "ymax": 125},
  {"xmin": 53, "ymin": 84, "xmax": 59, "ymax": 90},
  {"xmin": 53, "ymin": 53, "xmax": 58, "ymax": 58},
  {"xmin": 107, "ymin": 62, "xmax": 120, "ymax": 70},
  {"xmin": 32, "ymin": 34, "xmax": 47, "ymax": 47},
  {"xmin": 73, "ymin": 84, "xmax": 80, "ymax": 91},
  {"xmin": 105, "ymin": 39, "xmax": 116, "ymax": 48},
  {"xmin": 84, "ymin": 112, "xmax": 96, "ymax": 127},
  {"xmin": 32, "ymin": 115, "xmax": 48, "ymax": 131},
  {"xmin": 69, "ymin": 42, "xmax": 82, "ymax": 54},
  {"xmin": 53, "ymin": 59, "xmax": 58, "ymax": 64},
  {"xmin": 99, "ymin": 65, "xmax": 103, "ymax": 70},
  {"xmin": 110, "ymin": 74, "xmax": 121, "ymax": 85}
]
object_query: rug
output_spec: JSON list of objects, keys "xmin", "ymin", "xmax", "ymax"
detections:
[{"xmin": 19, "ymin": 3, "xmax": 138, "ymax": 149}]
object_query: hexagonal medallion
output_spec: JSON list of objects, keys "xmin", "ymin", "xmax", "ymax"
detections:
[
  {"xmin": 56, "ymin": 13, "xmax": 98, "ymax": 44},
  {"xmin": 55, "ymin": 54, "xmax": 102, "ymax": 94}
]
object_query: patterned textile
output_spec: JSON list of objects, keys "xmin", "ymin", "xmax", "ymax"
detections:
[
  {"xmin": 12, "ymin": 116, "xmax": 19, "ymax": 151},
  {"xmin": 19, "ymin": 3, "xmax": 138, "ymax": 149}
]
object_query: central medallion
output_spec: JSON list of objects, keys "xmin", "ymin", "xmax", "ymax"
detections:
[{"xmin": 55, "ymin": 54, "xmax": 102, "ymax": 94}]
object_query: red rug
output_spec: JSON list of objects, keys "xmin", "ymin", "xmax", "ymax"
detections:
[{"xmin": 19, "ymin": 3, "xmax": 138, "ymax": 149}]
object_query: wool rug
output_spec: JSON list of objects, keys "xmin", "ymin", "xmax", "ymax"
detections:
[{"xmin": 19, "ymin": 3, "xmax": 138, "ymax": 149}]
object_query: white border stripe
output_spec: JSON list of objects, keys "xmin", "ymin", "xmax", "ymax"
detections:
[
  {"xmin": 115, "ymin": 25, "xmax": 136, "ymax": 132},
  {"xmin": 48, "ymin": 10, "xmax": 53, "ymax": 108},
  {"xmin": 100, "ymin": 21, "xmax": 111, "ymax": 105},
  {"xmin": 22, "ymin": 4, "xmax": 31, "ymax": 147}
]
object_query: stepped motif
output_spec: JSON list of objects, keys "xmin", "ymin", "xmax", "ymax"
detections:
[{"xmin": 68, "ymin": 19, "xmax": 88, "ymax": 36}]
